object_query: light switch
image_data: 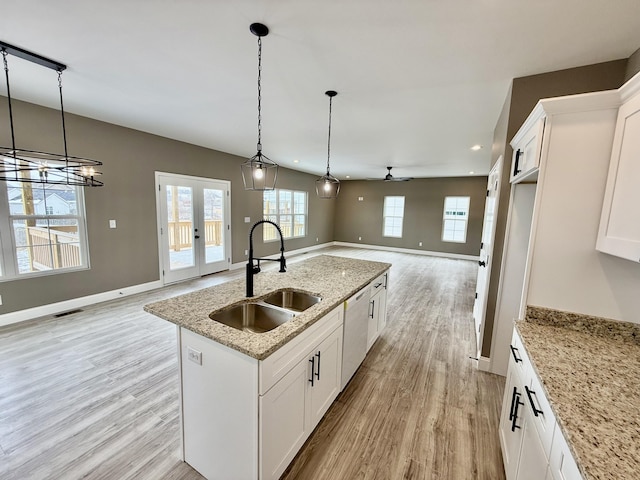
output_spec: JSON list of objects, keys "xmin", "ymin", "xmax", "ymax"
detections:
[
  {"xmin": 109, "ymin": 219, "xmax": 117, "ymax": 229},
  {"xmin": 358, "ymin": 196, "xmax": 364, "ymax": 201},
  {"xmin": 244, "ymin": 217, "xmax": 251, "ymax": 223}
]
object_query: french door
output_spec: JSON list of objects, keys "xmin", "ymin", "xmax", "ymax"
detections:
[{"xmin": 156, "ymin": 172, "xmax": 231, "ymax": 284}]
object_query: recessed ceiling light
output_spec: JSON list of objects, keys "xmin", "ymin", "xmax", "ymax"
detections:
[
  {"xmin": 345, "ymin": 175, "xmax": 350, "ymax": 179},
  {"xmin": 293, "ymin": 159, "xmax": 299, "ymax": 164},
  {"xmin": 471, "ymin": 144, "xmax": 483, "ymax": 151},
  {"xmin": 469, "ymin": 171, "xmax": 475, "ymax": 175}
]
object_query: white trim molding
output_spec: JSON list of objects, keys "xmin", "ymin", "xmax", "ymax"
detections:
[
  {"xmin": 333, "ymin": 242, "xmax": 481, "ymax": 261},
  {"xmin": 0, "ymin": 280, "xmax": 163, "ymax": 328}
]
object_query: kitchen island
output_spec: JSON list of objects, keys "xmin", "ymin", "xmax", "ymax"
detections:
[{"xmin": 144, "ymin": 254, "xmax": 391, "ymax": 480}]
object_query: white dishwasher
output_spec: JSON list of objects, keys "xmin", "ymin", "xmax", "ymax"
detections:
[{"xmin": 341, "ymin": 286, "xmax": 370, "ymax": 390}]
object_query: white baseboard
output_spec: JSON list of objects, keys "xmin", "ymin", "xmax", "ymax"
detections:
[
  {"xmin": 332, "ymin": 242, "xmax": 480, "ymax": 261},
  {"xmin": 0, "ymin": 280, "xmax": 163, "ymax": 328},
  {"xmin": 230, "ymin": 242, "xmax": 335, "ymax": 270},
  {"xmin": 477, "ymin": 356, "xmax": 492, "ymax": 372}
]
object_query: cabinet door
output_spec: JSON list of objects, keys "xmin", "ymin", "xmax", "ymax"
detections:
[
  {"xmin": 499, "ymin": 362, "xmax": 526, "ymax": 480},
  {"xmin": 260, "ymin": 359, "xmax": 310, "ymax": 480},
  {"xmin": 548, "ymin": 427, "xmax": 583, "ymax": 480},
  {"xmin": 511, "ymin": 117, "xmax": 545, "ymax": 183},
  {"xmin": 596, "ymin": 92, "xmax": 640, "ymax": 263},
  {"xmin": 308, "ymin": 326, "xmax": 343, "ymax": 429},
  {"xmin": 515, "ymin": 406, "xmax": 550, "ymax": 480},
  {"xmin": 367, "ymin": 290, "xmax": 380, "ymax": 351}
]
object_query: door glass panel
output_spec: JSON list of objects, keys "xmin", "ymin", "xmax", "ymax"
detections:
[
  {"xmin": 203, "ymin": 188, "xmax": 224, "ymax": 264},
  {"xmin": 166, "ymin": 185, "xmax": 195, "ymax": 270}
]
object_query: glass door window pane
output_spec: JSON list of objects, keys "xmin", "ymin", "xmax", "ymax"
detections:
[
  {"xmin": 166, "ymin": 185, "xmax": 195, "ymax": 270},
  {"xmin": 203, "ymin": 188, "xmax": 224, "ymax": 264}
]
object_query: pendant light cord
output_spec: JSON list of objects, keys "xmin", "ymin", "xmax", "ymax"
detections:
[
  {"xmin": 2, "ymin": 50, "xmax": 17, "ymax": 157},
  {"xmin": 256, "ymin": 36, "xmax": 262, "ymax": 151},
  {"xmin": 57, "ymin": 70, "xmax": 71, "ymax": 184},
  {"xmin": 326, "ymin": 94, "xmax": 332, "ymax": 175}
]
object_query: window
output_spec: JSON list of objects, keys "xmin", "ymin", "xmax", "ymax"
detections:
[
  {"xmin": 0, "ymin": 162, "xmax": 90, "ymax": 280},
  {"xmin": 442, "ymin": 196, "xmax": 470, "ymax": 243},
  {"xmin": 383, "ymin": 196, "xmax": 405, "ymax": 238},
  {"xmin": 263, "ymin": 189, "xmax": 307, "ymax": 241}
]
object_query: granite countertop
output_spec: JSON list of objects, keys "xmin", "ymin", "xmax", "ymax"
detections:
[
  {"xmin": 144, "ymin": 255, "xmax": 391, "ymax": 360},
  {"xmin": 516, "ymin": 306, "xmax": 640, "ymax": 480}
]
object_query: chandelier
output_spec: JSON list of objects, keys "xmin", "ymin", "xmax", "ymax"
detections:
[{"xmin": 0, "ymin": 40, "xmax": 103, "ymax": 187}]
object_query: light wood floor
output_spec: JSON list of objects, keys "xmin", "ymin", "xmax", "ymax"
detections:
[{"xmin": 0, "ymin": 247, "xmax": 505, "ymax": 480}]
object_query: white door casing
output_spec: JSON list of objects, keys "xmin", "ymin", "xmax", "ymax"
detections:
[
  {"xmin": 155, "ymin": 172, "xmax": 231, "ymax": 284},
  {"xmin": 473, "ymin": 156, "xmax": 503, "ymax": 357}
]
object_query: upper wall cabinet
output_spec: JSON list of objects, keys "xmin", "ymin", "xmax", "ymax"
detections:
[
  {"xmin": 597, "ymin": 73, "xmax": 640, "ymax": 263},
  {"xmin": 510, "ymin": 107, "xmax": 546, "ymax": 183}
]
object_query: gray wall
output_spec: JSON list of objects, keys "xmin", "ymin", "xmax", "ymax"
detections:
[
  {"xmin": 334, "ymin": 177, "xmax": 488, "ymax": 257},
  {"xmin": 626, "ymin": 46, "xmax": 640, "ymax": 82},
  {"xmin": 481, "ymin": 59, "xmax": 628, "ymax": 357},
  {"xmin": 0, "ymin": 98, "xmax": 335, "ymax": 314}
]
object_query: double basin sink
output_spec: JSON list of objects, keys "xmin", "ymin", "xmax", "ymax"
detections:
[{"xmin": 209, "ymin": 289, "xmax": 322, "ymax": 334}]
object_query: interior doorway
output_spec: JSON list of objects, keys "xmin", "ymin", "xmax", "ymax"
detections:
[
  {"xmin": 155, "ymin": 172, "xmax": 231, "ymax": 284},
  {"xmin": 473, "ymin": 156, "xmax": 502, "ymax": 358}
]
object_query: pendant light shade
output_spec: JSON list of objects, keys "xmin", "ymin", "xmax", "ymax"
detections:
[
  {"xmin": 316, "ymin": 90, "xmax": 340, "ymax": 199},
  {"xmin": 241, "ymin": 23, "xmax": 278, "ymax": 191},
  {"xmin": 0, "ymin": 41, "xmax": 103, "ymax": 187}
]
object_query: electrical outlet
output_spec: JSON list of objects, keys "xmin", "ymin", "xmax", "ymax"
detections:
[
  {"xmin": 419, "ymin": 242, "xmax": 422, "ymax": 247},
  {"xmin": 316, "ymin": 237, "xmax": 319, "ymax": 242},
  {"xmin": 187, "ymin": 347, "xmax": 202, "ymax": 365},
  {"xmin": 0, "ymin": 294, "xmax": 3, "ymax": 305},
  {"xmin": 244, "ymin": 249, "xmax": 248, "ymax": 256},
  {"xmin": 358, "ymin": 236, "xmax": 362, "ymax": 241},
  {"xmin": 109, "ymin": 219, "xmax": 117, "ymax": 229}
]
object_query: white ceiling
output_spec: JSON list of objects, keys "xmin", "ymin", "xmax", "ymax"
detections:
[{"xmin": 3, "ymin": 1, "xmax": 640, "ymax": 180}]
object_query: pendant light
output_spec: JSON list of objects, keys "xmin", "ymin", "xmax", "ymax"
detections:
[
  {"xmin": 241, "ymin": 23, "xmax": 278, "ymax": 191},
  {"xmin": 316, "ymin": 90, "xmax": 340, "ymax": 199},
  {"xmin": 0, "ymin": 41, "xmax": 103, "ymax": 187}
]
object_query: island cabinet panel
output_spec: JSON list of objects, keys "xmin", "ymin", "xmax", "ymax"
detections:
[
  {"xmin": 259, "ymin": 324, "xmax": 343, "ymax": 480},
  {"xmin": 366, "ymin": 270, "xmax": 389, "ymax": 352},
  {"xmin": 179, "ymin": 328, "xmax": 259, "ymax": 480},
  {"xmin": 259, "ymin": 306, "xmax": 343, "ymax": 395},
  {"xmin": 259, "ymin": 358, "xmax": 309, "ymax": 480},
  {"xmin": 597, "ymin": 86, "xmax": 640, "ymax": 263}
]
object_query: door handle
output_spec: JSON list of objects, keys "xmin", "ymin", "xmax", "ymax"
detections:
[
  {"xmin": 514, "ymin": 149, "xmax": 522, "ymax": 176},
  {"xmin": 510, "ymin": 345, "xmax": 523, "ymax": 363},
  {"xmin": 308, "ymin": 357, "xmax": 315, "ymax": 387},
  {"xmin": 511, "ymin": 391, "xmax": 524, "ymax": 432},
  {"xmin": 524, "ymin": 386, "xmax": 544, "ymax": 417},
  {"xmin": 195, "ymin": 235, "xmax": 200, "ymax": 239},
  {"xmin": 478, "ymin": 260, "xmax": 486, "ymax": 267}
]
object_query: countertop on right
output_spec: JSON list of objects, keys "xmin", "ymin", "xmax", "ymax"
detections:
[{"xmin": 516, "ymin": 306, "xmax": 640, "ymax": 480}]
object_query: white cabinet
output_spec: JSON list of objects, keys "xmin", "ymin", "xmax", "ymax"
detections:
[
  {"xmin": 499, "ymin": 330, "xmax": 582, "ymax": 480},
  {"xmin": 548, "ymin": 425, "xmax": 582, "ymax": 480},
  {"xmin": 597, "ymin": 76, "xmax": 640, "ymax": 263},
  {"xmin": 366, "ymin": 271, "xmax": 389, "ymax": 351},
  {"xmin": 260, "ymin": 324, "xmax": 343, "ymax": 480},
  {"xmin": 510, "ymin": 114, "xmax": 545, "ymax": 183},
  {"xmin": 179, "ymin": 304, "xmax": 343, "ymax": 480}
]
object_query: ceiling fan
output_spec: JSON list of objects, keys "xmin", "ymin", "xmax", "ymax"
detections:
[{"xmin": 383, "ymin": 166, "xmax": 412, "ymax": 182}]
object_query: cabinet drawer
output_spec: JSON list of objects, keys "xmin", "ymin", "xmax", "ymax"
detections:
[
  {"xmin": 370, "ymin": 272, "xmax": 387, "ymax": 293},
  {"xmin": 524, "ymin": 369, "xmax": 556, "ymax": 461},
  {"xmin": 549, "ymin": 426, "xmax": 583, "ymax": 480},
  {"xmin": 510, "ymin": 328, "xmax": 531, "ymax": 383},
  {"xmin": 259, "ymin": 305, "xmax": 343, "ymax": 395}
]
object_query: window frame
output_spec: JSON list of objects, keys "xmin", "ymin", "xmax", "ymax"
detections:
[
  {"xmin": 441, "ymin": 196, "xmax": 470, "ymax": 243},
  {"xmin": 382, "ymin": 196, "xmax": 405, "ymax": 238},
  {"xmin": 263, "ymin": 188, "xmax": 308, "ymax": 242},
  {"xmin": 0, "ymin": 177, "xmax": 91, "ymax": 281}
]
